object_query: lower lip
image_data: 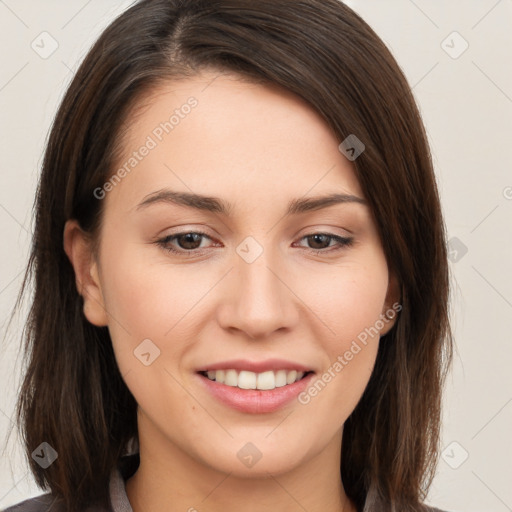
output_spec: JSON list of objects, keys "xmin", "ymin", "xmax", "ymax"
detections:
[{"xmin": 196, "ymin": 372, "xmax": 315, "ymax": 414}]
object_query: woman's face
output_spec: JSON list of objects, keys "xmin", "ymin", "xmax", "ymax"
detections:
[{"xmin": 66, "ymin": 70, "xmax": 399, "ymax": 477}]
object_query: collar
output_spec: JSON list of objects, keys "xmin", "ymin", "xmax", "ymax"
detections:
[{"xmin": 108, "ymin": 453, "xmax": 139, "ymax": 512}]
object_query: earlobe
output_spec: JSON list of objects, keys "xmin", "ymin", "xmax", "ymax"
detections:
[{"xmin": 63, "ymin": 220, "xmax": 109, "ymax": 327}]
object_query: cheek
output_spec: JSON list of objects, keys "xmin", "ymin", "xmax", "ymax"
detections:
[
  {"xmin": 95, "ymin": 236, "xmax": 199, "ymax": 374},
  {"xmin": 301, "ymin": 258, "xmax": 389, "ymax": 343},
  {"xmin": 98, "ymin": 245, "xmax": 203, "ymax": 419},
  {"xmin": 296, "ymin": 259, "xmax": 388, "ymax": 411}
]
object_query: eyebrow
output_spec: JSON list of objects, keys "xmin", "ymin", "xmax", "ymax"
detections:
[{"xmin": 136, "ymin": 189, "xmax": 367, "ymax": 216}]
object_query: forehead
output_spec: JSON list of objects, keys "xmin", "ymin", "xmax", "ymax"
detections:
[{"xmin": 107, "ymin": 70, "xmax": 364, "ymax": 214}]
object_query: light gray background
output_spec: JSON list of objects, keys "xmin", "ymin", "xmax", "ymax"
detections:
[{"xmin": 1, "ymin": 1, "xmax": 511, "ymax": 511}]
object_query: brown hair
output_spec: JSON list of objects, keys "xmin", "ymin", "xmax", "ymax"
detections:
[{"xmin": 8, "ymin": 0, "xmax": 453, "ymax": 510}]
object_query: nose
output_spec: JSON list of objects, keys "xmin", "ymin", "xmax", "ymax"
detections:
[{"xmin": 216, "ymin": 245, "xmax": 300, "ymax": 340}]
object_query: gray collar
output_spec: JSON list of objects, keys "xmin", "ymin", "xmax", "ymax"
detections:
[{"xmin": 108, "ymin": 465, "xmax": 133, "ymax": 512}]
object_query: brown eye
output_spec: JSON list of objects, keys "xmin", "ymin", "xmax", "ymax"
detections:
[
  {"xmin": 306, "ymin": 234, "xmax": 333, "ymax": 250},
  {"xmin": 175, "ymin": 233, "xmax": 204, "ymax": 250},
  {"xmin": 296, "ymin": 233, "xmax": 354, "ymax": 253},
  {"xmin": 157, "ymin": 231, "xmax": 214, "ymax": 255}
]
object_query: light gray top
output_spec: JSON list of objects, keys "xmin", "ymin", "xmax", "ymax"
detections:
[{"xmin": 108, "ymin": 464, "xmax": 133, "ymax": 512}]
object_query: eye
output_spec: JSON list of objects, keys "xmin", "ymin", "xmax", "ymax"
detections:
[
  {"xmin": 155, "ymin": 231, "xmax": 353, "ymax": 256},
  {"xmin": 294, "ymin": 233, "xmax": 354, "ymax": 254},
  {"xmin": 156, "ymin": 231, "xmax": 215, "ymax": 256}
]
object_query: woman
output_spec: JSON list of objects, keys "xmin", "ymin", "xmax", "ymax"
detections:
[{"xmin": 5, "ymin": 0, "xmax": 453, "ymax": 511}]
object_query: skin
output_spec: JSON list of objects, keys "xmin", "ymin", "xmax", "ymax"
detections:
[{"xmin": 64, "ymin": 70, "xmax": 400, "ymax": 512}]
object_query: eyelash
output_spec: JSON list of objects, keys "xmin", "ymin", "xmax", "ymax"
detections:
[{"xmin": 155, "ymin": 230, "xmax": 354, "ymax": 257}]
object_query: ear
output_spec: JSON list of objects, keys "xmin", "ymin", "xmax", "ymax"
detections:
[
  {"xmin": 379, "ymin": 270, "xmax": 401, "ymax": 336},
  {"xmin": 63, "ymin": 219, "xmax": 108, "ymax": 327}
]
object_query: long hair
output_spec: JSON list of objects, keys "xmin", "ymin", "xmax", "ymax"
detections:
[{"xmin": 9, "ymin": 1, "xmax": 453, "ymax": 510}]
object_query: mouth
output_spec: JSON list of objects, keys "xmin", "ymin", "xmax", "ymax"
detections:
[
  {"xmin": 197, "ymin": 369, "xmax": 315, "ymax": 391},
  {"xmin": 196, "ymin": 368, "xmax": 316, "ymax": 414}
]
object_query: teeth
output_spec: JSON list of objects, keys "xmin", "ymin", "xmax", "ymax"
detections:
[{"xmin": 203, "ymin": 369, "xmax": 306, "ymax": 390}]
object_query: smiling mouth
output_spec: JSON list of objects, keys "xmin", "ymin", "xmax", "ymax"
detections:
[{"xmin": 198, "ymin": 369, "xmax": 314, "ymax": 391}]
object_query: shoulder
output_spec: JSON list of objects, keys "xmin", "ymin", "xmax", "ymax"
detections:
[
  {"xmin": 2, "ymin": 452, "xmax": 139, "ymax": 512},
  {"xmin": 423, "ymin": 505, "xmax": 452, "ymax": 512},
  {"xmin": 1, "ymin": 493, "xmax": 64, "ymax": 512},
  {"xmin": 1, "ymin": 493, "xmax": 110, "ymax": 512}
]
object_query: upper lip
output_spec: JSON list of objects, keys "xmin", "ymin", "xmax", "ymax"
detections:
[{"xmin": 196, "ymin": 358, "xmax": 314, "ymax": 374}]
